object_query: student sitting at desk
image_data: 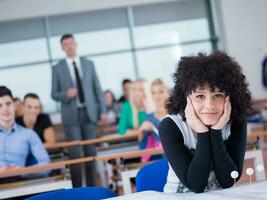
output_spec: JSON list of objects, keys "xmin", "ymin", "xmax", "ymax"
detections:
[
  {"xmin": 0, "ymin": 86, "xmax": 50, "ymax": 173},
  {"xmin": 103, "ymin": 90, "xmax": 120, "ymax": 124},
  {"xmin": 139, "ymin": 79, "xmax": 169, "ymax": 162},
  {"xmin": 16, "ymin": 93, "xmax": 56, "ymax": 145},
  {"xmin": 159, "ymin": 51, "xmax": 252, "ymax": 193},
  {"xmin": 118, "ymin": 79, "xmax": 152, "ymax": 135},
  {"xmin": 16, "ymin": 93, "xmax": 56, "ymax": 147}
]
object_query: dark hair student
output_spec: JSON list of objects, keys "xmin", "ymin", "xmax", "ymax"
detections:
[{"xmin": 159, "ymin": 51, "xmax": 252, "ymax": 193}]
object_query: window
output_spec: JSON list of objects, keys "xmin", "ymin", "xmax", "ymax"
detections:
[
  {"xmin": 136, "ymin": 42, "xmax": 212, "ymax": 88},
  {"xmin": 0, "ymin": 63, "xmax": 56, "ymax": 112},
  {"xmin": 90, "ymin": 52, "xmax": 136, "ymax": 99},
  {"xmin": 133, "ymin": 19, "xmax": 210, "ymax": 48},
  {"xmin": 0, "ymin": 0, "xmax": 216, "ymax": 113},
  {"xmin": 0, "ymin": 38, "xmax": 48, "ymax": 67},
  {"xmin": 50, "ymin": 28, "xmax": 131, "ymax": 60}
]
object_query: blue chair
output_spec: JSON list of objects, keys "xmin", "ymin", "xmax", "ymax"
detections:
[
  {"xmin": 136, "ymin": 159, "xmax": 169, "ymax": 192},
  {"xmin": 26, "ymin": 186, "xmax": 117, "ymax": 200}
]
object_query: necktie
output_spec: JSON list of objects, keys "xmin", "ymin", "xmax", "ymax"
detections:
[{"xmin": 72, "ymin": 61, "xmax": 85, "ymax": 104}]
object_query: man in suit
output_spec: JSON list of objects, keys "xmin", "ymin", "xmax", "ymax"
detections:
[{"xmin": 51, "ymin": 34, "xmax": 106, "ymax": 187}]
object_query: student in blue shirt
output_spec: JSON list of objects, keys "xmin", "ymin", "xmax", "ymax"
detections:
[{"xmin": 0, "ymin": 86, "xmax": 50, "ymax": 172}]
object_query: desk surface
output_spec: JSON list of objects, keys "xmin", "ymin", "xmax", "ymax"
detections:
[
  {"xmin": 108, "ymin": 180, "xmax": 267, "ymax": 200},
  {"xmin": 0, "ymin": 176, "xmax": 72, "ymax": 199},
  {"xmin": 45, "ymin": 130, "xmax": 140, "ymax": 149},
  {"xmin": 0, "ymin": 147, "xmax": 163, "ymax": 178}
]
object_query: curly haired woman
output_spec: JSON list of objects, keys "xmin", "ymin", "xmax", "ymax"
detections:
[{"xmin": 159, "ymin": 51, "xmax": 252, "ymax": 193}]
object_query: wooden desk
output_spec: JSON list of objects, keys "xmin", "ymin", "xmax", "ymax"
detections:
[
  {"xmin": 97, "ymin": 123, "xmax": 118, "ymax": 136},
  {"xmin": 0, "ymin": 175, "xmax": 72, "ymax": 199},
  {"xmin": 0, "ymin": 147, "xmax": 163, "ymax": 198},
  {"xmin": 121, "ymin": 169, "xmax": 139, "ymax": 194},
  {"xmin": 248, "ymin": 130, "xmax": 267, "ymax": 140},
  {"xmin": 0, "ymin": 147, "xmax": 162, "ymax": 178},
  {"xmin": 79, "ymin": 130, "xmax": 140, "ymax": 146},
  {"xmin": 107, "ymin": 180, "xmax": 267, "ymax": 200},
  {"xmin": 0, "ymin": 157, "xmax": 94, "ymax": 178},
  {"xmin": 45, "ymin": 130, "xmax": 140, "ymax": 150},
  {"xmin": 45, "ymin": 140, "xmax": 80, "ymax": 149},
  {"xmin": 96, "ymin": 147, "xmax": 163, "ymax": 193},
  {"xmin": 94, "ymin": 147, "xmax": 163, "ymax": 162}
]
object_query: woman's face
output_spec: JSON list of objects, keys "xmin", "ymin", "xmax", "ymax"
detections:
[
  {"xmin": 151, "ymin": 84, "xmax": 169, "ymax": 107},
  {"xmin": 132, "ymin": 82, "xmax": 145, "ymax": 103},
  {"xmin": 14, "ymin": 99, "xmax": 23, "ymax": 116},
  {"xmin": 23, "ymin": 97, "xmax": 41, "ymax": 121},
  {"xmin": 189, "ymin": 86, "xmax": 226, "ymax": 126},
  {"xmin": 104, "ymin": 92, "xmax": 114, "ymax": 107}
]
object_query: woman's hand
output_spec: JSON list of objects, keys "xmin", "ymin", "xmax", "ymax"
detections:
[
  {"xmin": 139, "ymin": 121, "xmax": 155, "ymax": 141},
  {"xmin": 211, "ymin": 96, "xmax": 231, "ymax": 130},
  {"xmin": 140, "ymin": 121, "xmax": 155, "ymax": 132},
  {"xmin": 185, "ymin": 97, "xmax": 208, "ymax": 133},
  {"xmin": 137, "ymin": 131, "xmax": 144, "ymax": 142}
]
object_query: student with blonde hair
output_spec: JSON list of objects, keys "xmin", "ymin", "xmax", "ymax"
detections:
[
  {"xmin": 118, "ymin": 78, "xmax": 154, "ymax": 135},
  {"xmin": 140, "ymin": 78, "xmax": 169, "ymax": 162}
]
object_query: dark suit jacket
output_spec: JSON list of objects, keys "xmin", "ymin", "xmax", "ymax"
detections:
[{"xmin": 51, "ymin": 57, "xmax": 105, "ymax": 125}]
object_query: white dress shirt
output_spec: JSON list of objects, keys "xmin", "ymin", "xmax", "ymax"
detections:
[
  {"xmin": 65, "ymin": 56, "xmax": 85, "ymax": 107},
  {"xmin": 66, "ymin": 56, "xmax": 83, "ymax": 84}
]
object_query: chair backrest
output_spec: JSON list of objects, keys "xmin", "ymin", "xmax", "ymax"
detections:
[
  {"xmin": 26, "ymin": 186, "xmax": 117, "ymax": 200},
  {"xmin": 136, "ymin": 159, "xmax": 169, "ymax": 192}
]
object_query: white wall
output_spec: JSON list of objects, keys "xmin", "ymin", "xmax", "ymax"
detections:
[
  {"xmin": 0, "ymin": 0, "xmax": 176, "ymax": 21},
  {"xmin": 215, "ymin": 0, "xmax": 267, "ymax": 98}
]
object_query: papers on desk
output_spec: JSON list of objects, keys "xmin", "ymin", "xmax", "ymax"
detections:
[{"xmin": 108, "ymin": 180, "xmax": 267, "ymax": 200}]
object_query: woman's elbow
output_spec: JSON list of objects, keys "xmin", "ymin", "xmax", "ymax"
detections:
[
  {"xmin": 220, "ymin": 180, "xmax": 234, "ymax": 189},
  {"xmin": 191, "ymin": 188, "xmax": 205, "ymax": 193},
  {"xmin": 187, "ymin": 182, "xmax": 206, "ymax": 193}
]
